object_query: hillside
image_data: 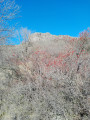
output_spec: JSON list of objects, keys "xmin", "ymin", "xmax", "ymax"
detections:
[{"xmin": 0, "ymin": 33, "xmax": 90, "ymax": 120}]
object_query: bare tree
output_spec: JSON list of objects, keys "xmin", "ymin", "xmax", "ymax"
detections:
[{"xmin": 0, "ymin": 0, "xmax": 20, "ymax": 44}]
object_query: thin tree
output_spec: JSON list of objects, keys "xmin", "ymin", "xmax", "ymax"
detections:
[{"xmin": 0, "ymin": 0, "xmax": 20, "ymax": 44}]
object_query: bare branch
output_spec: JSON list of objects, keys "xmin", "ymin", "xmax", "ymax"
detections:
[{"xmin": 0, "ymin": 0, "xmax": 20, "ymax": 44}]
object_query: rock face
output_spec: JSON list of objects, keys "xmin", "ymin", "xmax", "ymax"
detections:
[{"xmin": 0, "ymin": 33, "xmax": 90, "ymax": 120}]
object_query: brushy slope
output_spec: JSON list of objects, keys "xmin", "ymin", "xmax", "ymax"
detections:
[{"xmin": 0, "ymin": 32, "xmax": 90, "ymax": 120}]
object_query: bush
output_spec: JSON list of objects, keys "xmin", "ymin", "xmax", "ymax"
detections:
[{"xmin": 0, "ymin": 30, "xmax": 90, "ymax": 120}]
